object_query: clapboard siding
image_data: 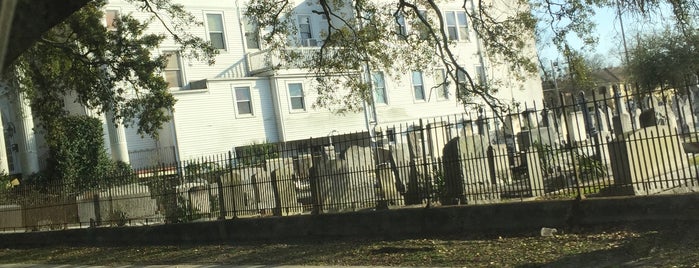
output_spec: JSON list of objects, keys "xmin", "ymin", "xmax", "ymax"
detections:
[{"xmin": 172, "ymin": 78, "xmax": 277, "ymax": 160}]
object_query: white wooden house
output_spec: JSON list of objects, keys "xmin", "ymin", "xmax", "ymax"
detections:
[{"xmin": 0, "ymin": 0, "xmax": 543, "ymax": 176}]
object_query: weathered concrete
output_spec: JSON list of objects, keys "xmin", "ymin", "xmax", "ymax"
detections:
[{"xmin": 2, "ymin": 193, "xmax": 699, "ymax": 247}]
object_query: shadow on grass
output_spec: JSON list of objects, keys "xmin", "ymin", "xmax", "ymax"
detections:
[{"xmin": 518, "ymin": 224, "xmax": 699, "ymax": 268}]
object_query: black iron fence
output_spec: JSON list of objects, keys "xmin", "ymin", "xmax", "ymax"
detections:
[{"xmin": 1, "ymin": 87, "xmax": 699, "ymax": 232}]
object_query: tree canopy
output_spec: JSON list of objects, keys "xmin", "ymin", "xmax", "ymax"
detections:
[
  {"xmin": 245, "ymin": 0, "xmax": 697, "ymax": 112},
  {"xmin": 627, "ymin": 30, "xmax": 699, "ymax": 92}
]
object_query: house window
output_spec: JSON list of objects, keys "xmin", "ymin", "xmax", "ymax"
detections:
[
  {"xmin": 163, "ymin": 51, "xmax": 183, "ymax": 88},
  {"xmin": 297, "ymin": 15, "xmax": 316, "ymax": 47},
  {"xmin": 243, "ymin": 16, "xmax": 260, "ymax": 49},
  {"xmin": 414, "ymin": 10, "xmax": 429, "ymax": 39},
  {"xmin": 234, "ymin": 87, "xmax": 253, "ymax": 115},
  {"xmin": 372, "ymin": 72, "xmax": 387, "ymax": 104},
  {"xmin": 434, "ymin": 69, "xmax": 449, "ymax": 100},
  {"xmin": 206, "ymin": 13, "xmax": 226, "ymax": 49},
  {"xmin": 412, "ymin": 71, "xmax": 425, "ymax": 101},
  {"xmin": 105, "ymin": 10, "xmax": 119, "ymax": 30},
  {"xmin": 457, "ymin": 68, "xmax": 468, "ymax": 89},
  {"xmin": 444, "ymin": 11, "xmax": 468, "ymax": 41},
  {"xmin": 476, "ymin": 65, "xmax": 487, "ymax": 85},
  {"xmin": 395, "ymin": 13, "xmax": 407, "ymax": 38},
  {"xmin": 288, "ymin": 83, "xmax": 305, "ymax": 110}
]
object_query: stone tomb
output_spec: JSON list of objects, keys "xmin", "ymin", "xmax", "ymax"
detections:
[
  {"xmin": 312, "ymin": 146, "xmax": 403, "ymax": 212},
  {"xmin": 77, "ymin": 183, "xmax": 158, "ymax": 225},
  {"xmin": 442, "ymin": 135, "xmax": 511, "ymax": 205},
  {"xmin": 608, "ymin": 126, "xmax": 697, "ymax": 195}
]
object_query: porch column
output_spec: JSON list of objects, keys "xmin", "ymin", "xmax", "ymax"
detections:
[
  {"xmin": 16, "ymin": 92, "xmax": 38, "ymax": 175},
  {"xmin": 105, "ymin": 111, "xmax": 129, "ymax": 164}
]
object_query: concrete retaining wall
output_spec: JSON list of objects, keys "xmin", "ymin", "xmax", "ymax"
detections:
[{"xmin": 1, "ymin": 193, "xmax": 698, "ymax": 247}]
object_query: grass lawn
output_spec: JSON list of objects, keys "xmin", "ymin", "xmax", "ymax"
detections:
[{"xmin": 1, "ymin": 223, "xmax": 698, "ymax": 267}]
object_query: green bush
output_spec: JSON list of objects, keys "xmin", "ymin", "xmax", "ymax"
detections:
[{"xmin": 237, "ymin": 141, "xmax": 279, "ymax": 167}]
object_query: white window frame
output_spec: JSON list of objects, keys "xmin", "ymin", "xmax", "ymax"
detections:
[
  {"xmin": 434, "ymin": 69, "xmax": 449, "ymax": 101},
  {"xmin": 395, "ymin": 13, "xmax": 407, "ymax": 38},
  {"xmin": 372, "ymin": 72, "xmax": 388, "ymax": 105},
  {"xmin": 204, "ymin": 12, "xmax": 227, "ymax": 50},
  {"xmin": 444, "ymin": 11, "xmax": 469, "ymax": 41},
  {"xmin": 412, "ymin": 71, "xmax": 426, "ymax": 101},
  {"xmin": 232, "ymin": 86, "xmax": 255, "ymax": 117},
  {"xmin": 287, "ymin": 82, "xmax": 307, "ymax": 112},
  {"xmin": 162, "ymin": 50, "xmax": 184, "ymax": 89}
]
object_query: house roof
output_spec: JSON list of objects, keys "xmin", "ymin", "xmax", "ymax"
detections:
[{"xmin": 590, "ymin": 67, "xmax": 628, "ymax": 84}]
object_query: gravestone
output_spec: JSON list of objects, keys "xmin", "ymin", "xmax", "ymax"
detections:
[
  {"xmin": 270, "ymin": 163, "xmax": 301, "ymax": 216},
  {"xmin": 525, "ymin": 149, "xmax": 544, "ymax": 197},
  {"xmin": 608, "ymin": 126, "xmax": 694, "ymax": 195},
  {"xmin": 519, "ymin": 127, "xmax": 559, "ymax": 151},
  {"xmin": 426, "ymin": 122, "xmax": 447, "ymax": 159},
  {"xmin": 566, "ymin": 111, "xmax": 587, "ymax": 143},
  {"xmin": 595, "ymin": 107, "xmax": 611, "ymax": 132},
  {"xmin": 80, "ymin": 183, "xmax": 158, "ymax": 225},
  {"xmin": 503, "ymin": 114, "xmax": 522, "ymax": 137},
  {"xmin": 522, "ymin": 109, "xmax": 539, "ymax": 130},
  {"xmin": 176, "ymin": 181, "xmax": 212, "ymax": 217},
  {"xmin": 311, "ymin": 145, "xmax": 401, "ymax": 212},
  {"xmin": 220, "ymin": 171, "xmax": 256, "ymax": 217},
  {"xmin": 613, "ymin": 112, "xmax": 633, "ymax": 138},
  {"xmin": 442, "ymin": 135, "xmax": 509, "ymax": 205},
  {"xmin": 251, "ymin": 170, "xmax": 276, "ymax": 215},
  {"xmin": 632, "ymin": 108, "xmax": 642, "ymax": 130}
]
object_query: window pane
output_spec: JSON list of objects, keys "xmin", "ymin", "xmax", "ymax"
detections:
[
  {"xmin": 447, "ymin": 27, "xmax": 458, "ymax": 40},
  {"xmin": 412, "ymin": 71, "xmax": 424, "ymax": 100},
  {"xmin": 372, "ymin": 72, "xmax": 387, "ymax": 104},
  {"xmin": 414, "ymin": 86, "xmax": 425, "ymax": 100},
  {"xmin": 235, "ymin": 87, "xmax": 251, "ymax": 101},
  {"xmin": 445, "ymin": 12, "xmax": 456, "ymax": 25},
  {"xmin": 459, "ymin": 26, "xmax": 469, "ymax": 40},
  {"xmin": 165, "ymin": 53, "xmax": 180, "ymax": 69},
  {"xmin": 210, "ymin": 33, "xmax": 225, "ymax": 49},
  {"xmin": 372, "ymin": 72, "xmax": 385, "ymax": 87},
  {"xmin": 206, "ymin": 14, "xmax": 224, "ymax": 31},
  {"xmin": 164, "ymin": 70, "xmax": 182, "ymax": 87},
  {"xmin": 291, "ymin": 97, "xmax": 305, "ymax": 110},
  {"xmin": 289, "ymin": 83, "xmax": 303, "ymax": 96},
  {"xmin": 289, "ymin": 83, "xmax": 305, "ymax": 110},
  {"xmin": 412, "ymin": 71, "xmax": 423, "ymax": 85},
  {"xmin": 237, "ymin": 102, "xmax": 252, "ymax": 114},
  {"xmin": 457, "ymin": 12, "xmax": 468, "ymax": 27},
  {"xmin": 434, "ymin": 70, "xmax": 447, "ymax": 99}
]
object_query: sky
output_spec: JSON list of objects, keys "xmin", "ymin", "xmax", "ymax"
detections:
[{"xmin": 537, "ymin": 3, "xmax": 675, "ymax": 69}]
